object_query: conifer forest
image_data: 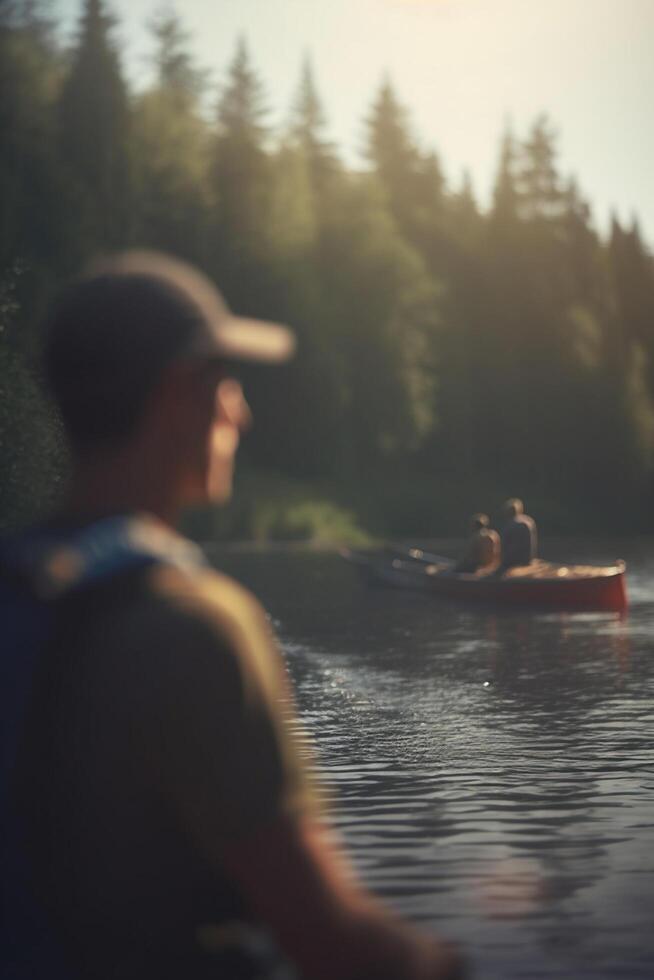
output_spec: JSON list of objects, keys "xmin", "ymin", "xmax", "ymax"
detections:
[{"xmin": 2, "ymin": 0, "xmax": 654, "ymax": 540}]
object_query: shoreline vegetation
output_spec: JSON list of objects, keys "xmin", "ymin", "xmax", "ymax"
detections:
[
  {"xmin": 180, "ymin": 466, "xmax": 652, "ymax": 547},
  {"xmin": 2, "ymin": 2, "xmax": 654, "ymax": 541}
]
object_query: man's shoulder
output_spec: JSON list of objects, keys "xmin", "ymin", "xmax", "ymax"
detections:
[
  {"xmin": 146, "ymin": 561, "xmax": 262, "ymax": 622},
  {"xmin": 516, "ymin": 513, "xmax": 536, "ymax": 530},
  {"xmin": 129, "ymin": 561, "xmax": 271, "ymax": 656},
  {"xmin": 77, "ymin": 561, "xmax": 281, "ymax": 709}
]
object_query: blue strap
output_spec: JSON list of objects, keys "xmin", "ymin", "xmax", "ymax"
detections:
[
  {"xmin": 2, "ymin": 513, "xmax": 206, "ymax": 597},
  {"xmin": 0, "ymin": 515, "xmax": 206, "ymax": 977}
]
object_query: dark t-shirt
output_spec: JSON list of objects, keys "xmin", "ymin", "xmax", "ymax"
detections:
[
  {"xmin": 501, "ymin": 514, "xmax": 537, "ymax": 567},
  {"xmin": 15, "ymin": 554, "xmax": 311, "ymax": 978}
]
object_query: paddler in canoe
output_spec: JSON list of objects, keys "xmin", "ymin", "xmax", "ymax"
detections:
[
  {"xmin": 498, "ymin": 497, "xmax": 538, "ymax": 570},
  {"xmin": 453, "ymin": 512, "xmax": 501, "ymax": 573}
]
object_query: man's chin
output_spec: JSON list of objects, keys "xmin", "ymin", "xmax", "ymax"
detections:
[
  {"xmin": 206, "ymin": 474, "xmax": 234, "ymax": 506},
  {"xmin": 208, "ymin": 487, "xmax": 233, "ymax": 506},
  {"xmin": 179, "ymin": 475, "xmax": 233, "ymax": 512}
]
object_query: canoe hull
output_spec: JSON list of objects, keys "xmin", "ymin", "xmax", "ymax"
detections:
[{"xmin": 352, "ymin": 555, "xmax": 628, "ymax": 612}]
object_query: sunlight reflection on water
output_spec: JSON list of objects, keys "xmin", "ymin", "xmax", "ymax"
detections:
[{"xmin": 211, "ymin": 540, "xmax": 654, "ymax": 980}]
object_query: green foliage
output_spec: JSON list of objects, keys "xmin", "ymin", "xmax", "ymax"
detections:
[
  {"xmin": 0, "ymin": 5, "xmax": 72, "ymax": 278},
  {"xmin": 0, "ymin": 262, "xmax": 67, "ymax": 529},
  {"xmin": 148, "ymin": 6, "xmax": 208, "ymax": 103},
  {"xmin": 58, "ymin": 0, "xmax": 133, "ymax": 249},
  {"xmin": 289, "ymin": 58, "xmax": 338, "ymax": 193},
  {"xmin": 209, "ymin": 36, "xmax": 274, "ymax": 296},
  {"xmin": 269, "ymin": 143, "xmax": 317, "ymax": 256},
  {"xmin": 182, "ymin": 469, "xmax": 372, "ymax": 546},
  {"xmin": 318, "ymin": 175, "xmax": 441, "ymax": 463},
  {"xmin": 132, "ymin": 86, "xmax": 211, "ymax": 260},
  {"xmin": 132, "ymin": 9, "xmax": 211, "ymax": 261},
  {"xmin": 568, "ymin": 304, "xmax": 602, "ymax": 372},
  {"xmin": 252, "ymin": 498, "xmax": 370, "ymax": 546},
  {"xmin": 365, "ymin": 77, "xmax": 446, "ymax": 254}
]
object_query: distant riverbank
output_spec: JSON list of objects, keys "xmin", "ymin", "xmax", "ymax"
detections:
[{"xmin": 180, "ymin": 465, "xmax": 653, "ymax": 548}]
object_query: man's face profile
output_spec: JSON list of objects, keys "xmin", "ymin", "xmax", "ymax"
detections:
[
  {"xmin": 171, "ymin": 362, "xmax": 250, "ymax": 507},
  {"xmin": 206, "ymin": 377, "xmax": 250, "ymax": 503}
]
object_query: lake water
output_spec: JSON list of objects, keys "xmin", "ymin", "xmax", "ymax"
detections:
[{"xmin": 210, "ymin": 539, "xmax": 654, "ymax": 980}]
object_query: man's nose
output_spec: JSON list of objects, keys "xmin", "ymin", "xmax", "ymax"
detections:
[{"xmin": 216, "ymin": 379, "xmax": 252, "ymax": 432}]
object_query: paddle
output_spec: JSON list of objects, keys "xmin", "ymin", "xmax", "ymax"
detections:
[
  {"xmin": 339, "ymin": 547, "xmax": 372, "ymax": 566},
  {"xmin": 393, "ymin": 546, "xmax": 455, "ymax": 568}
]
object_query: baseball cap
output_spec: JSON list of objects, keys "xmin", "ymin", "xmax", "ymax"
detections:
[
  {"xmin": 59, "ymin": 249, "xmax": 296, "ymax": 365},
  {"xmin": 43, "ymin": 250, "xmax": 295, "ymax": 450}
]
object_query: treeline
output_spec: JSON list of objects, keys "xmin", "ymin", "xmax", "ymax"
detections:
[{"xmin": 2, "ymin": 0, "xmax": 654, "ymax": 537}]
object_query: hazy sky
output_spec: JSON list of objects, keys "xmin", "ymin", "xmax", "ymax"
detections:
[{"xmin": 54, "ymin": 0, "xmax": 654, "ymax": 246}]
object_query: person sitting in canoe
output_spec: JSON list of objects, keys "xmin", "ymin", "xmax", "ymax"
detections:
[
  {"xmin": 499, "ymin": 497, "xmax": 537, "ymax": 569},
  {"xmin": 453, "ymin": 512, "xmax": 501, "ymax": 573}
]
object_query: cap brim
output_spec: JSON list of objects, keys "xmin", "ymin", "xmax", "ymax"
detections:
[
  {"xmin": 79, "ymin": 250, "xmax": 296, "ymax": 365},
  {"xmin": 210, "ymin": 315, "xmax": 295, "ymax": 364}
]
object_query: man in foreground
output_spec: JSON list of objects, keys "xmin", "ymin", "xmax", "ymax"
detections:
[{"xmin": 2, "ymin": 252, "xmax": 464, "ymax": 979}]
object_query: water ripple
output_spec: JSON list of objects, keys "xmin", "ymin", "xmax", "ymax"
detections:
[{"xmin": 214, "ymin": 545, "xmax": 654, "ymax": 979}]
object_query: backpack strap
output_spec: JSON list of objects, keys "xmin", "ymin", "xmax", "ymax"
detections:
[
  {"xmin": 0, "ymin": 515, "xmax": 207, "ymax": 978},
  {"xmin": 1, "ymin": 513, "xmax": 206, "ymax": 599}
]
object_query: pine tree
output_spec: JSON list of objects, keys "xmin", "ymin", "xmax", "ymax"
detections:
[
  {"xmin": 448, "ymin": 170, "xmax": 482, "ymax": 252},
  {"xmin": 0, "ymin": 0, "xmax": 77, "ymax": 323},
  {"xmin": 433, "ymin": 170, "xmax": 485, "ymax": 477},
  {"xmin": 365, "ymin": 78, "xmax": 417, "ymax": 199},
  {"xmin": 268, "ymin": 144, "xmax": 316, "ymax": 258},
  {"xmin": 58, "ymin": 0, "xmax": 132, "ymax": 248},
  {"xmin": 211, "ymin": 36, "xmax": 272, "ymax": 287},
  {"xmin": 148, "ymin": 5, "xmax": 208, "ymax": 106},
  {"xmin": 0, "ymin": 0, "xmax": 54, "ymax": 39},
  {"xmin": 516, "ymin": 114, "xmax": 564, "ymax": 222},
  {"xmin": 0, "ymin": 6, "xmax": 69, "ymax": 527},
  {"xmin": 132, "ymin": 6, "xmax": 210, "ymax": 261},
  {"xmin": 317, "ymin": 175, "xmax": 441, "ymax": 467},
  {"xmin": 289, "ymin": 57, "xmax": 337, "ymax": 197},
  {"xmin": 609, "ymin": 216, "xmax": 654, "ymax": 381},
  {"xmin": 490, "ymin": 124, "xmax": 519, "ymax": 231},
  {"xmin": 0, "ymin": 0, "xmax": 65, "ymax": 267},
  {"xmin": 217, "ymin": 35, "xmax": 267, "ymax": 144},
  {"xmin": 365, "ymin": 77, "xmax": 445, "ymax": 264},
  {"xmin": 611, "ymin": 218, "xmax": 654, "ymax": 344}
]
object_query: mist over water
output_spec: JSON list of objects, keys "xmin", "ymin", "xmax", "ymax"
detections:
[{"xmin": 211, "ymin": 540, "xmax": 654, "ymax": 979}]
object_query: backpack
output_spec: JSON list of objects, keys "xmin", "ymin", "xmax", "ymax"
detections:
[{"xmin": 0, "ymin": 515, "xmax": 205, "ymax": 978}]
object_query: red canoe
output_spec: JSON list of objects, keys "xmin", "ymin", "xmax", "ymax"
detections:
[{"xmin": 345, "ymin": 553, "xmax": 628, "ymax": 612}]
